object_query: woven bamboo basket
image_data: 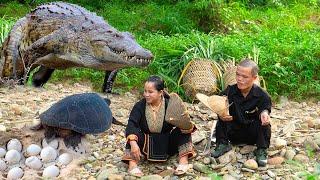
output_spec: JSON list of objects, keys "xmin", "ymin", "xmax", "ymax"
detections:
[{"xmin": 178, "ymin": 58, "xmax": 221, "ymax": 100}]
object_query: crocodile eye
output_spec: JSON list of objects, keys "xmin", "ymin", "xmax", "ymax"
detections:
[{"xmin": 114, "ymin": 33, "xmax": 122, "ymax": 38}]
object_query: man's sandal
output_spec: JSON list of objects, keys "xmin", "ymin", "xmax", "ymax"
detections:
[
  {"xmin": 174, "ymin": 164, "xmax": 190, "ymax": 175},
  {"xmin": 128, "ymin": 167, "xmax": 144, "ymax": 177}
]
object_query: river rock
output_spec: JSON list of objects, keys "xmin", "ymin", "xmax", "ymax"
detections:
[
  {"xmin": 222, "ymin": 174, "xmax": 237, "ymax": 180},
  {"xmin": 192, "ymin": 131, "xmax": 206, "ymax": 144},
  {"xmin": 107, "ymin": 174, "xmax": 124, "ymax": 180},
  {"xmin": 314, "ymin": 119, "xmax": 320, "ymax": 128},
  {"xmin": 240, "ymin": 145, "xmax": 256, "ymax": 154},
  {"xmin": 304, "ymin": 137, "xmax": 320, "ymax": 151},
  {"xmin": 97, "ymin": 167, "xmax": 119, "ymax": 180},
  {"xmin": 293, "ymin": 154, "xmax": 309, "ymax": 163},
  {"xmin": 218, "ymin": 150, "xmax": 236, "ymax": 164},
  {"xmin": 305, "ymin": 116, "xmax": 315, "ymax": 128},
  {"xmin": 202, "ymin": 157, "xmax": 211, "ymax": 165},
  {"xmin": 141, "ymin": 174, "xmax": 163, "ymax": 180},
  {"xmin": 314, "ymin": 132, "xmax": 320, "ymax": 146},
  {"xmin": 243, "ymin": 159, "xmax": 258, "ymax": 170},
  {"xmin": 193, "ymin": 162, "xmax": 209, "ymax": 173},
  {"xmin": 158, "ymin": 169, "xmax": 174, "ymax": 177},
  {"xmin": 274, "ymin": 138, "xmax": 287, "ymax": 149},
  {"xmin": 284, "ymin": 149, "xmax": 296, "ymax": 160},
  {"xmin": 267, "ymin": 170, "xmax": 276, "ymax": 178},
  {"xmin": 267, "ymin": 156, "xmax": 284, "ymax": 165}
]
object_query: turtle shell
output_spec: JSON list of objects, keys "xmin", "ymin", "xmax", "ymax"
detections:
[{"xmin": 39, "ymin": 93, "xmax": 112, "ymax": 134}]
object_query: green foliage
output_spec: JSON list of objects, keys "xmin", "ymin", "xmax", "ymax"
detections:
[
  {"xmin": 101, "ymin": 0, "xmax": 196, "ymax": 34},
  {"xmin": 0, "ymin": 1, "xmax": 30, "ymax": 18},
  {"xmin": 0, "ymin": 0, "xmax": 319, "ymax": 101},
  {"xmin": 0, "ymin": 17, "xmax": 15, "ymax": 45}
]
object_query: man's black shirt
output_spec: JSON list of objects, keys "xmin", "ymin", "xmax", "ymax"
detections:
[{"xmin": 221, "ymin": 84, "xmax": 272, "ymax": 124}]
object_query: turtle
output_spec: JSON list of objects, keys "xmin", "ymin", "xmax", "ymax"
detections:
[{"xmin": 31, "ymin": 93, "xmax": 115, "ymax": 148}]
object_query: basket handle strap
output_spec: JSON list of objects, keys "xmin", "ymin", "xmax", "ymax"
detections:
[
  {"xmin": 259, "ymin": 76, "xmax": 267, "ymax": 90},
  {"xmin": 178, "ymin": 60, "xmax": 194, "ymax": 86}
]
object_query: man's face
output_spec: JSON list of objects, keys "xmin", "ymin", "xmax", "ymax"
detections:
[{"xmin": 236, "ymin": 66, "xmax": 257, "ymax": 91}]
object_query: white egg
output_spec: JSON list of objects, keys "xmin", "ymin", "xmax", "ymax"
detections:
[
  {"xmin": 58, "ymin": 153, "xmax": 73, "ymax": 166},
  {"xmin": 42, "ymin": 165, "xmax": 59, "ymax": 177},
  {"xmin": 25, "ymin": 144, "xmax": 41, "ymax": 157},
  {"xmin": 0, "ymin": 159, "xmax": 7, "ymax": 171},
  {"xmin": 25, "ymin": 156, "xmax": 42, "ymax": 170},
  {"xmin": 5, "ymin": 150, "xmax": 21, "ymax": 165},
  {"xmin": 0, "ymin": 147, "xmax": 6, "ymax": 157},
  {"xmin": 40, "ymin": 146, "xmax": 57, "ymax": 163},
  {"xmin": 42, "ymin": 139, "xmax": 59, "ymax": 149},
  {"xmin": 7, "ymin": 139, "xmax": 22, "ymax": 152},
  {"xmin": 7, "ymin": 167, "xmax": 23, "ymax": 180}
]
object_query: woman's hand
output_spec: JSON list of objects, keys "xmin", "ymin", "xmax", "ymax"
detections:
[
  {"xmin": 219, "ymin": 115, "xmax": 233, "ymax": 121},
  {"xmin": 130, "ymin": 141, "xmax": 141, "ymax": 161}
]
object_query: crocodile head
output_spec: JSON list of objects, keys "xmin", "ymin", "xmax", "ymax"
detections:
[{"xmin": 83, "ymin": 24, "xmax": 153, "ymax": 70}]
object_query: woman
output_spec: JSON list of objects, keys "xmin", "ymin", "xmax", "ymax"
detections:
[{"xmin": 122, "ymin": 75, "xmax": 196, "ymax": 177}]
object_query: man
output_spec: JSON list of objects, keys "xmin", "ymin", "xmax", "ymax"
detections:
[{"xmin": 212, "ymin": 59, "xmax": 271, "ymax": 167}]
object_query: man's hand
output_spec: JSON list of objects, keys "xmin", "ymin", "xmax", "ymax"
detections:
[
  {"xmin": 219, "ymin": 115, "xmax": 233, "ymax": 122},
  {"xmin": 130, "ymin": 141, "xmax": 141, "ymax": 161},
  {"xmin": 260, "ymin": 110, "xmax": 270, "ymax": 126}
]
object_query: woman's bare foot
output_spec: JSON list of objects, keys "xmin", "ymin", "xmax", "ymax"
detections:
[
  {"xmin": 128, "ymin": 160, "xmax": 143, "ymax": 177},
  {"xmin": 175, "ymin": 155, "xmax": 190, "ymax": 175}
]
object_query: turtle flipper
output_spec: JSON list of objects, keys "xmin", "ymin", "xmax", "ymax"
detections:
[
  {"xmin": 63, "ymin": 132, "xmax": 82, "ymax": 148},
  {"xmin": 44, "ymin": 126, "xmax": 57, "ymax": 142}
]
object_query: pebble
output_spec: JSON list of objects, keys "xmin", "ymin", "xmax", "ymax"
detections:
[
  {"xmin": 93, "ymin": 152, "xmax": 100, "ymax": 159},
  {"xmin": 261, "ymin": 174, "xmax": 270, "ymax": 180},
  {"xmin": 304, "ymin": 137, "xmax": 320, "ymax": 151},
  {"xmin": 274, "ymin": 138, "xmax": 287, "ymax": 149},
  {"xmin": 202, "ymin": 157, "xmax": 211, "ymax": 165},
  {"xmin": 241, "ymin": 168, "xmax": 255, "ymax": 173},
  {"xmin": 140, "ymin": 175, "xmax": 163, "ymax": 180},
  {"xmin": 222, "ymin": 174, "xmax": 236, "ymax": 180},
  {"xmin": 267, "ymin": 170, "xmax": 276, "ymax": 178},
  {"xmin": 240, "ymin": 145, "xmax": 256, "ymax": 154},
  {"xmin": 193, "ymin": 162, "xmax": 209, "ymax": 173},
  {"xmin": 0, "ymin": 124, "xmax": 6, "ymax": 132},
  {"xmin": 267, "ymin": 156, "xmax": 284, "ymax": 165},
  {"xmin": 218, "ymin": 150, "xmax": 236, "ymax": 164},
  {"xmin": 284, "ymin": 149, "xmax": 296, "ymax": 160},
  {"xmin": 293, "ymin": 154, "xmax": 309, "ymax": 163},
  {"xmin": 243, "ymin": 159, "xmax": 258, "ymax": 170},
  {"xmin": 84, "ymin": 163, "xmax": 93, "ymax": 170},
  {"xmin": 209, "ymin": 157, "xmax": 217, "ymax": 165}
]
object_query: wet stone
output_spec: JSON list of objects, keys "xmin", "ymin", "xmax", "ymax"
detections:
[
  {"xmin": 267, "ymin": 170, "xmax": 276, "ymax": 178},
  {"xmin": 140, "ymin": 174, "xmax": 163, "ymax": 180},
  {"xmin": 244, "ymin": 159, "xmax": 258, "ymax": 170}
]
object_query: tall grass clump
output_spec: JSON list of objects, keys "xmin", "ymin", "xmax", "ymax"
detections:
[{"xmin": 0, "ymin": 17, "xmax": 15, "ymax": 45}]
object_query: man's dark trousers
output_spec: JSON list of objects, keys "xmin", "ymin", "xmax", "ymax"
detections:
[{"xmin": 215, "ymin": 119, "xmax": 271, "ymax": 148}]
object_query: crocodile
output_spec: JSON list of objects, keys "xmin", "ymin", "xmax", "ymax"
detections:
[{"xmin": 0, "ymin": 2, "xmax": 153, "ymax": 92}]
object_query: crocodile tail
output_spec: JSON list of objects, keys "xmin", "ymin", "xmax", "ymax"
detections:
[{"xmin": 0, "ymin": 17, "xmax": 28, "ymax": 81}]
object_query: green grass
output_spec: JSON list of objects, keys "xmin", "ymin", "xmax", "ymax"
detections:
[{"xmin": 0, "ymin": 0, "xmax": 319, "ymax": 101}]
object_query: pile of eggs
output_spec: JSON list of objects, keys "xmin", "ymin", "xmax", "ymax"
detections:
[{"xmin": 0, "ymin": 138, "xmax": 73, "ymax": 179}]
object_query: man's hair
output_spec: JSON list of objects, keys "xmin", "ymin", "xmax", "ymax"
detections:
[{"xmin": 238, "ymin": 58, "xmax": 259, "ymax": 76}]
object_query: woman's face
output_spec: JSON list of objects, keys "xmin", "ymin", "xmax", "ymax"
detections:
[{"xmin": 143, "ymin": 82, "xmax": 162, "ymax": 104}]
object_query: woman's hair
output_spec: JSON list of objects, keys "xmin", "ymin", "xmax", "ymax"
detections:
[{"xmin": 146, "ymin": 75, "xmax": 164, "ymax": 91}]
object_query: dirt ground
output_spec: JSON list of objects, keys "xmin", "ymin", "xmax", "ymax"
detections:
[{"xmin": 0, "ymin": 83, "xmax": 319, "ymax": 179}]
